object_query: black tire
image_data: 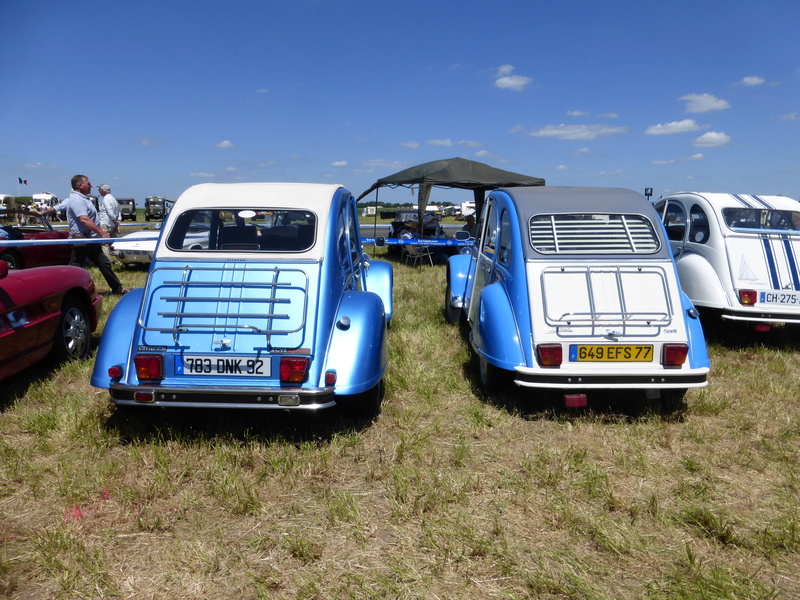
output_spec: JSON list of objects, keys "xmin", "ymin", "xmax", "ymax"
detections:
[
  {"xmin": 338, "ymin": 380, "xmax": 383, "ymax": 418},
  {"xmin": 444, "ymin": 279, "xmax": 461, "ymax": 325},
  {"xmin": 51, "ymin": 297, "xmax": 92, "ymax": 362},
  {"xmin": 477, "ymin": 354, "xmax": 506, "ymax": 393},
  {"xmin": 0, "ymin": 249, "xmax": 23, "ymax": 269}
]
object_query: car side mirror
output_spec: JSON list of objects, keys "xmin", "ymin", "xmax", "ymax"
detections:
[
  {"xmin": 454, "ymin": 230, "xmax": 470, "ymax": 241},
  {"xmin": 374, "ymin": 236, "xmax": 386, "ymax": 247}
]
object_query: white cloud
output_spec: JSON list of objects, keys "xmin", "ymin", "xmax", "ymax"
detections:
[
  {"xmin": 494, "ymin": 64, "xmax": 532, "ymax": 91},
  {"xmin": 567, "ymin": 110, "xmax": 589, "ymax": 117},
  {"xmin": 140, "ymin": 135, "xmax": 161, "ymax": 147},
  {"xmin": 782, "ymin": 112, "xmax": 800, "ymax": 121},
  {"xmin": 256, "ymin": 88, "xmax": 269, "ymax": 94},
  {"xmin": 554, "ymin": 164, "xmax": 568, "ymax": 171},
  {"xmin": 330, "ymin": 161, "xmax": 347, "ymax": 167},
  {"xmin": 216, "ymin": 140, "xmax": 235, "ymax": 149},
  {"xmin": 527, "ymin": 124, "xmax": 628, "ymax": 141},
  {"xmin": 739, "ymin": 76, "xmax": 765, "ymax": 86},
  {"xmin": 399, "ymin": 141, "xmax": 420, "ymax": 149},
  {"xmin": 645, "ymin": 119, "xmax": 705, "ymax": 135},
  {"xmin": 680, "ymin": 93, "xmax": 730, "ymax": 113},
  {"xmin": 226, "ymin": 166, "xmax": 237, "ymax": 172},
  {"xmin": 428, "ymin": 139, "xmax": 454, "ymax": 146},
  {"xmin": 599, "ymin": 112, "xmax": 619, "ymax": 119},
  {"xmin": 652, "ymin": 153, "xmax": 704, "ymax": 165},
  {"xmin": 363, "ymin": 159, "xmax": 405, "ymax": 169},
  {"xmin": 693, "ymin": 131, "xmax": 731, "ymax": 147},
  {"xmin": 570, "ymin": 147, "xmax": 591, "ymax": 156},
  {"xmin": 190, "ymin": 172, "xmax": 215, "ymax": 178}
]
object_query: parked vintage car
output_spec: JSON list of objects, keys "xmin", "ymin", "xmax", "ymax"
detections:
[
  {"xmin": 118, "ymin": 198, "xmax": 137, "ymax": 221},
  {"xmin": 654, "ymin": 192, "xmax": 800, "ymax": 329},
  {"xmin": 144, "ymin": 196, "xmax": 165, "ymax": 221},
  {"xmin": 0, "ymin": 214, "xmax": 71, "ymax": 269},
  {"xmin": 445, "ymin": 186, "xmax": 710, "ymax": 408},
  {"xmin": 91, "ymin": 182, "xmax": 393, "ymax": 415},
  {"xmin": 0, "ymin": 261, "xmax": 102, "ymax": 382},
  {"xmin": 110, "ymin": 223, "xmax": 209, "ymax": 266}
]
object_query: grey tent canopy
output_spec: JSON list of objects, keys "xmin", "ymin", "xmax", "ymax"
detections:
[{"xmin": 356, "ymin": 157, "xmax": 544, "ymax": 222}]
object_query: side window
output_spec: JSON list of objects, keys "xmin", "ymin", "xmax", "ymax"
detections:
[
  {"xmin": 481, "ymin": 204, "xmax": 497, "ymax": 255},
  {"xmin": 498, "ymin": 209, "xmax": 513, "ymax": 265},
  {"xmin": 663, "ymin": 202, "xmax": 687, "ymax": 242},
  {"xmin": 689, "ymin": 205, "xmax": 710, "ymax": 244}
]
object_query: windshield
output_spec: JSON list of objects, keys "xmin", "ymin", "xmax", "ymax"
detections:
[
  {"xmin": 166, "ymin": 208, "xmax": 317, "ymax": 252},
  {"xmin": 722, "ymin": 208, "xmax": 800, "ymax": 231}
]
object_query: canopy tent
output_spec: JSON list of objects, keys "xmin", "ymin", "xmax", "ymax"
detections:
[{"xmin": 356, "ymin": 157, "xmax": 545, "ymax": 225}]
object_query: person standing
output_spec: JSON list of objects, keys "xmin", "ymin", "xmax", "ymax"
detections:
[
  {"xmin": 42, "ymin": 174, "xmax": 127, "ymax": 294},
  {"xmin": 97, "ymin": 183, "xmax": 121, "ymax": 259}
]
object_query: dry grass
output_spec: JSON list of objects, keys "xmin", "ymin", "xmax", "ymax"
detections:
[{"xmin": 1, "ymin": 252, "xmax": 799, "ymax": 599}]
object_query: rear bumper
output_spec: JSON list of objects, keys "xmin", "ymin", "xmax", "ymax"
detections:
[
  {"xmin": 513, "ymin": 367, "xmax": 709, "ymax": 389},
  {"xmin": 108, "ymin": 383, "xmax": 336, "ymax": 410},
  {"xmin": 720, "ymin": 310, "xmax": 800, "ymax": 324}
]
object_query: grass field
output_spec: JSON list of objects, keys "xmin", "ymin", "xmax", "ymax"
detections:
[{"xmin": 1, "ymin": 250, "xmax": 799, "ymax": 599}]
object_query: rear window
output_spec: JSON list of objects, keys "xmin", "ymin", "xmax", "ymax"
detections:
[
  {"xmin": 722, "ymin": 208, "xmax": 800, "ymax": 232},
  {"xmin": 529, "ymin": 213, "xmax": 660, "ymax": 254},
  {"xmin": 166, "ymin": 208, "xmax": 317, "ymax": 252}
]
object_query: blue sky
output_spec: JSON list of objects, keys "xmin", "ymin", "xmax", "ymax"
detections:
[{"xmin": 2, "ymin": 0, "xmax": 799, "ymax": 207}]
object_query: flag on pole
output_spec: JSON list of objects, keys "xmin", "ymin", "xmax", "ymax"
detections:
[{"xmin": 18, "ymin": 177, "xmax": 27, "ymax": 185}]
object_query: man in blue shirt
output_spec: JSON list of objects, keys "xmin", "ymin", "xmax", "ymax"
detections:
[{"xmin": 42, "ymin": 174, "xmax": 127, "ymax": 294}]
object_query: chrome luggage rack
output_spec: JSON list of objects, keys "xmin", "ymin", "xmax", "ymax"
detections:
[
  {"xmin": 139, "ymin": 265, "xmax": 309, "ymax": 344},
  {"xmin": 541, "ymin": 265, "xmax": 673, "ymax": 337}
]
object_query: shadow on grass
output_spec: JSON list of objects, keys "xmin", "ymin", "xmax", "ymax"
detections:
[
  {"xmin": 700, "ymin": 314, "xmax": 800, "ymax": 352},
  {"xmin": 103, "ymin": 403, "xmax": 378, "ymax": 446}
]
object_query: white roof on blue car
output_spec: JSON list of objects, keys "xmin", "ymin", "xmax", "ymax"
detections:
[{"xmin": 158, "ymin": 182, "xmax": 348, "ymax": 261}]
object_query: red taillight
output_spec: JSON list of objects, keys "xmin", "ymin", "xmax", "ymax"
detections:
[
  {"xmin": 134, "ymin": 354, "xmax": 164, "ymax": 380},
  {"xmin": 108, "ymin": 365, "xmax": 123, "ymax": 378},
  {"xmin": 325, "ymin": 370, "xmax": 337, "ymax": 386},
  {"xmin": 661, "ymin": 344, "xmax": 689, "ymax": 367},
  {"xmin": 536, "ymin": 344, "xmax": 562, "ymax": 367},
  {"xmin": 738, "ymin": 289, "xmax": 758, "ymax": 305},
  {"xmin": 279, "ymin": 356, "xmax": 309, "ymax": 384}
]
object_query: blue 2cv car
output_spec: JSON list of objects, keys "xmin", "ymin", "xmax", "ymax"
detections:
[
  {"xmin": 91, "ymin": 183, "xmax": 393, "ymax": 415},
  {"xmin": 445, "ymin": 186, "xmax": 710, "ymax": 409}
]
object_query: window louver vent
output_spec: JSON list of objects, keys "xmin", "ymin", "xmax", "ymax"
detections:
[{"xmin": 529, "ymin": 214, "xmax": 660, "ymax": 254}]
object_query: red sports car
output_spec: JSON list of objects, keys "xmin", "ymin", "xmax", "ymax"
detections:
[
  {"xmin": 0, "ymin": 261, "xmax": 103, "ymax": 382},
  {"xmin": 0, "ymin": 214, "xmax": 71, "ymax": 269}
]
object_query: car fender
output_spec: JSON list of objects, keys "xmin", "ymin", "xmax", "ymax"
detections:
[
  {"xmin": 676, "ymin": 250, "xmax": 730, "ymax": 309},
  {"xmin": 447, "ymin": 253, "xmax": 472, "ymax": 299},
  {"xmin": 324, "ymin": 290, "xmax": 388, "ymax": 395},
  {"xmin": 473, "ymin": 282, "xmax": 524, "ymax": 370},
  {"xmin": 365, "ymin": 259, "xmax": 393, "ymax": 324},
  {"xmin": 680, "ymin": 291, "xmax": 711, "ymax": 370},
  {"xmin": 90, "ymin": 288, "xmax": 144, "ymax": 388}
]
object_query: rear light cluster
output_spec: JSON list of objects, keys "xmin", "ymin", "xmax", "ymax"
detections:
[
  {"xmin": 738, "ymin": 289, "xmax": 758, "ymax": 305},
  {"xmin": 536, "ymin": 344, "xmax": 562, "ymax": 367},
  {"xmin": 279, "ymin": 356, "xmax": 309, "ymax": 384},
  {"xmin": 661, "ymin": 344, "xmax": 688, "ymax": 367},
  {"xmin": 134, "ymin": 354, "xmax": 163, "ymax": 380}
]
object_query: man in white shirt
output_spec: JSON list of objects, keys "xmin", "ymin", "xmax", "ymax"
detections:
[{"xmin": 97, "ymin": 184, "xmax": 121, "ymax": 259}]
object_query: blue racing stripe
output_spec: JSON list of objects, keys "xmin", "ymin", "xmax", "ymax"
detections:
[
  {"xmin": 783, "ymin": 238, "xmax": 800, "ymax": 290},
  {"xmin": 731, "ymin": 193, "xmax": 754, "ymax": 207},
  {"xmin": 762, "ymin": 236, "xmax": 780, "ymax": 288},
  {"xmin": 750, "ymin": 194, "xmax": 773, "ymax": 209}
]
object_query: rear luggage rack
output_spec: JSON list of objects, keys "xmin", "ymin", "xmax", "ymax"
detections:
[
  {"xmin": 541, "ymin": 265, "xmax": 673, "ymax": 337},
  {"xmin": 139, "ymin": 265, "xmax": 309, "ymax": 344}
]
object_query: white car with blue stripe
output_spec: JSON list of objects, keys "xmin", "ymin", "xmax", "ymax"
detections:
[{"xmin": 655, "ymin": 192, "xmax": 800, "ymax": 326}]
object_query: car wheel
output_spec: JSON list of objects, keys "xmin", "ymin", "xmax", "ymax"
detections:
[
  {"xmin": 444, "ymin": 279, "xmax": 461, "ymax": 325},
  {"xmin": 338, "ymin": 380, "xmax": 383, "ymax": 418},
  {"xmin": 52, "ymin": 297, "xmax": 91, "ymax": 362},
  {"xmin": 477, "ymin": 354, "xmax": 505, "ymax": 392},
  {"xmin": 0, "ymin": 249, "xmax": 23, "ymax": 269}
]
